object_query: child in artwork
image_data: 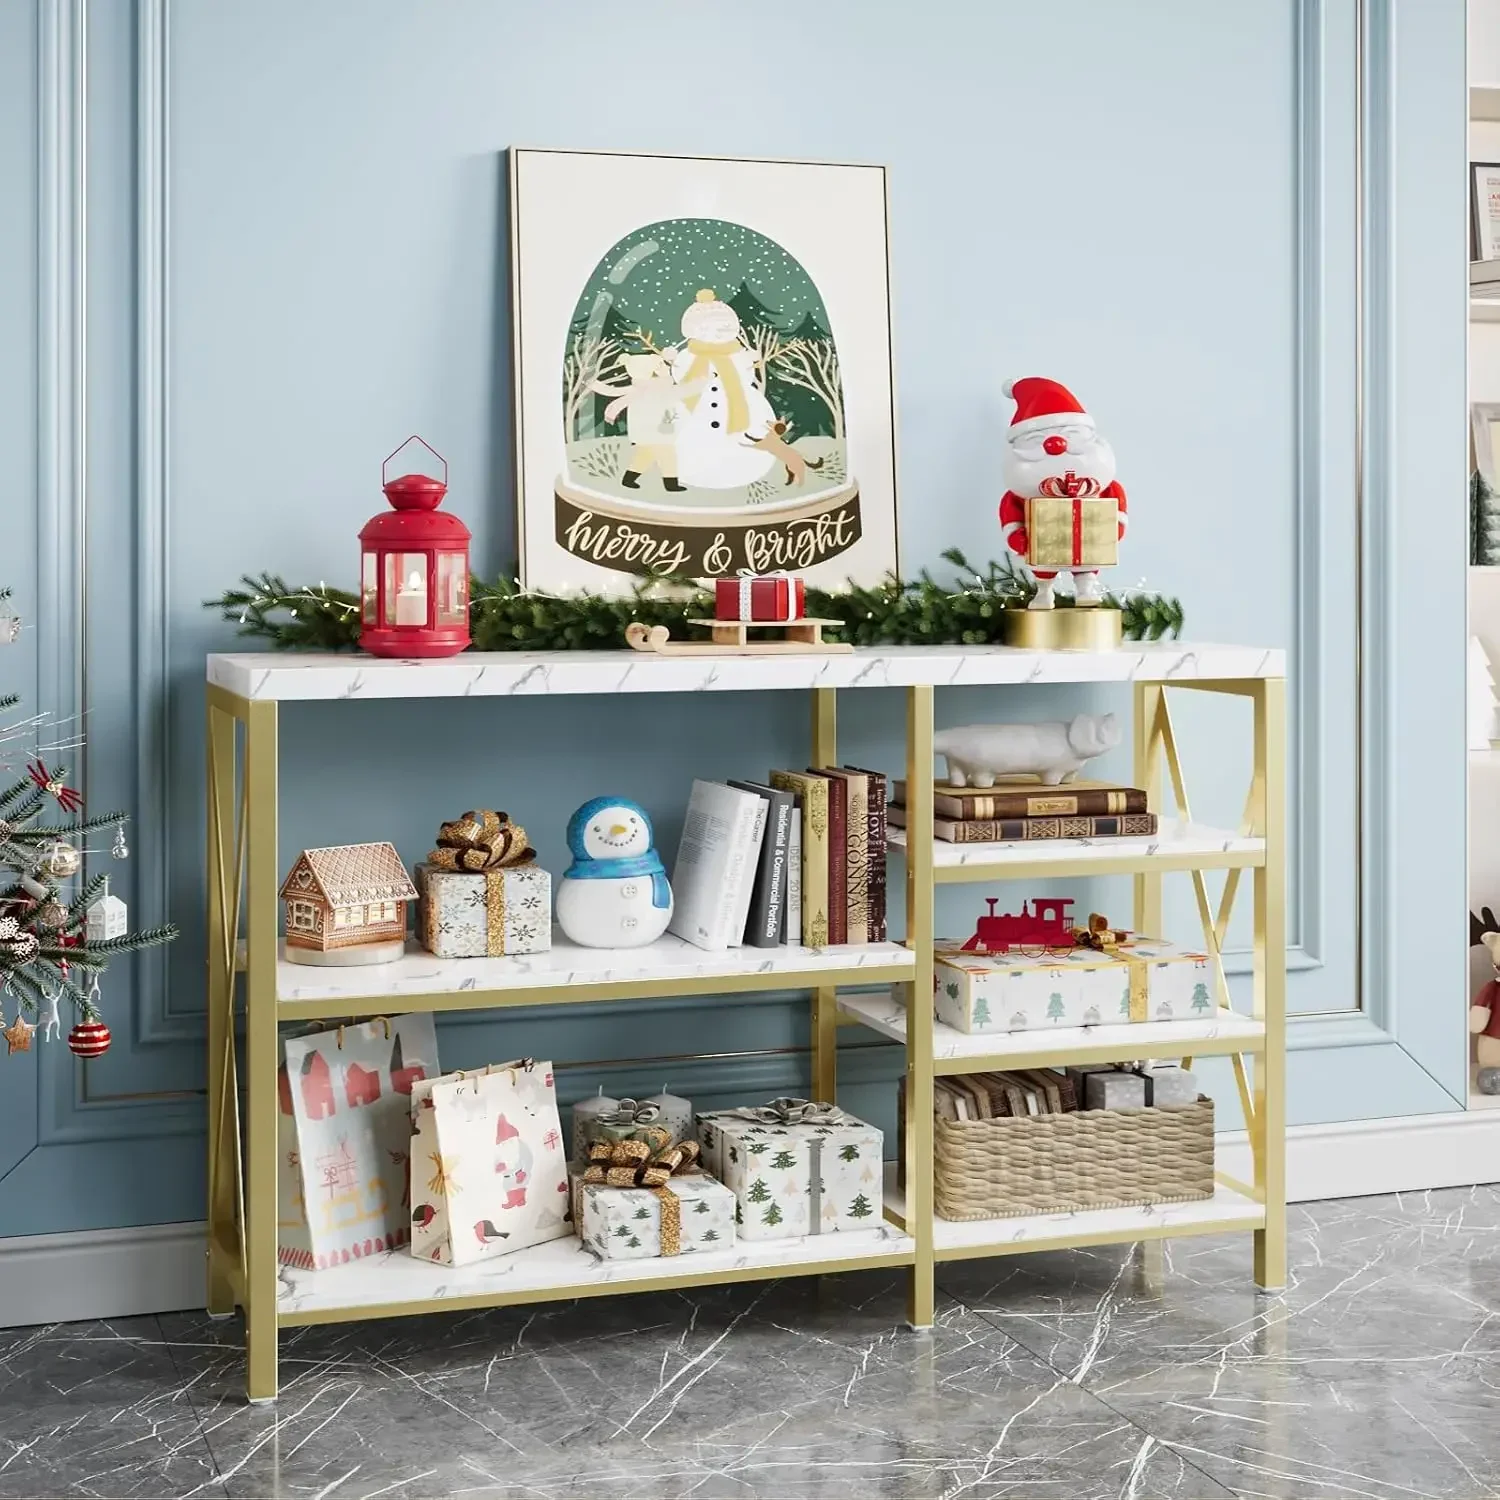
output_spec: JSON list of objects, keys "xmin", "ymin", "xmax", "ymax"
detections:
[{"xmin": 590, "ymin": 352, "xmax": 697, "ymax": 492}]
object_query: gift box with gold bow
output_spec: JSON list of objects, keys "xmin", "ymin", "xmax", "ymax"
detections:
[
  {"xmin": 933, "ymin": 930, "xmax": 1212, "ymax": 1035},
  {"xmin": 571, "ymin": 1137, "xmax": 737, "ymax": 1262},
  {"xmin": 415, "ymin": 809, "xmax": 551, "ymax": 958}
]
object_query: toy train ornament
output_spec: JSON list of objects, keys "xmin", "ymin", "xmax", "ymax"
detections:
[
  {"xmin": 959, "ymin": 897, "xmax": 1130, "ymax": 957},
  {"xmin": 962, "ymin": 897, "xmax": 1077, "ymax": 954}
]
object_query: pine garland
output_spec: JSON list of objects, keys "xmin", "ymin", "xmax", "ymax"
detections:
[{"xmin": 208, "ymin": 550, "xmax": 1184, "ymax": 652}]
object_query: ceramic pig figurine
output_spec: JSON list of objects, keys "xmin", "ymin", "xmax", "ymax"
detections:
[{"xmin": 934, "ymin": 714, "xmax": 1121, "ymax": 787}]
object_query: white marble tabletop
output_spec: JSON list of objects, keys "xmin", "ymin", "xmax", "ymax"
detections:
[{"xmin": 207, "ymin": 642, "xmax": 1284, "ymax": 702}]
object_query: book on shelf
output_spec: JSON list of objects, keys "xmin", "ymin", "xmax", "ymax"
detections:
[
  {"xmin": 786, "ymin": 807, "xmax": 803, "ymax": 945},
  {"xmin": 843, "ymin": 766, "xmax": 888, "ymax": 942},
  {"xmin": 893, "ymin": 778, "xmax": 1148, "ymax": 821},
  {"xmin": 728, "ymin": 781, "xmax": 794, "ymax": 947},
  {"xmin": 819, "ymin": 769, "xmax": 869, "ymax": 946},
  {"xmin": 668, "ymin": 780, "xmax": 768, "ymax": 950},
  {"xmin": 806, "ymin": 770, "xmax": 848, "ymax": 945},
  {"xmin": 888, "ymin": 806, "xmax": 1159, "ymax": 843},
  {"xmin": 768, "ymin": 771, "xmax": 829, "ymax": 947}
]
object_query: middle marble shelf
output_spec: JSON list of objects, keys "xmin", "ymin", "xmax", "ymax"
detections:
[{"xmin": 839, "ymin": 988, "xmax": 1266, "ymax": 1073}]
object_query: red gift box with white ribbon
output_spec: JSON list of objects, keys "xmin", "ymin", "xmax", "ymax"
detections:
[{"xmin": 714, "ymin": 573, "xmax": 806, "ymax": 623}]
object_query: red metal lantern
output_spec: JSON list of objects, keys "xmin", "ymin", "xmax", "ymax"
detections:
[{"xmin": 359, "ymin": 437, "xmax": 471, "ymax": 658}]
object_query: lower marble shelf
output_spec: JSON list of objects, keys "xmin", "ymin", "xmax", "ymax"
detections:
[
  {"xmin": 882, "ymin": 1165, "xmax": 1264, "ymax": 1260},
  {"xmin": 276, "ymin": 1222, "xmax": 918, "ymax": 1325}
]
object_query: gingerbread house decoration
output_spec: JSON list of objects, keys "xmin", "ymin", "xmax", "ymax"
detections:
[{"xmin": 279, "ymin": 843, "xmax": 416, "ymax": 964}]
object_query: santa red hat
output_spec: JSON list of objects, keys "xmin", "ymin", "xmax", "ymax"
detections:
[{"xmin": 1002, "ymin": 377, "xmax": 1094, "ymax": 436}]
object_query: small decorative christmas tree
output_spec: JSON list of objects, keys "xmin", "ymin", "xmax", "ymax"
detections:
[
  {"xmin": 770, "ymin": 1149, "xmax": 797, "ymax": 1170},
  {"xmin": 972, "ymin": 993, "xmax": 992, "ymax": 1028},
  {"xmin": 1190, "ymin": 982, "xmax": 1212, "ymax": 1015},
  {"xmin": 746, "ymin": 1179, "xmax": 771, "ymax": 1204},
  {"xmin": 1046, "ymin": 991, "xmax": 1066, "ymax": 1022},
  {"xmin": 848, "ymin": 1192, "xmax": 873, "ymax": 1219},
  {"xmin": 838, "ymin": 1143, "xmax": 860, "ymax": 1162},
  {"xmin": 762, "ymin": 1201, "xmax": 783, "ymax": 1228},
  {"xmin": 0, "ymin": 588, "xmax": 177, "ymax": 1054}
]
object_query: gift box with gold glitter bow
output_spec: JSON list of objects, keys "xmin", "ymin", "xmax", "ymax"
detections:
[
  {"xmin": 415, "ymin": 809, "xmax": 551, "ymax": 958},
  {"xmin": 571, "ymin": 1137, "xmax": 737, "ymax": 1262}
]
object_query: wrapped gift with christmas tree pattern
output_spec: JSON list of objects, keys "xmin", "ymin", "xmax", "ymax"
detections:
[
  {"xmin": 934, "ymin": 939, "xmax": 1212, "ymax": 1034},
  {"xmin": 571, "ymin": 1136, "xmax": 736, "ymax": 1261},
  {"xmin": 696, "ymin": 1098, "xmax": 883, "ymax": 1241}
]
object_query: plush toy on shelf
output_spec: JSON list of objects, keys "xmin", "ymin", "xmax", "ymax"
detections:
[
  {"xmin": 556, "ymin": 798, "xmax": 673, "ymax": 948},
  {"xmin": 1473, "ymin": 927, "xmax": 1500, "ymax": 1094},
  {"xmin": 998, "ymin": 377, "xmax": 1127, "ymax": 612}
]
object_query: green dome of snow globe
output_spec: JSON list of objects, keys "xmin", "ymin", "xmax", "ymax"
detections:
[{"xmin": 555, "ymin": 218, "xmax": 856, "ymax": 578}]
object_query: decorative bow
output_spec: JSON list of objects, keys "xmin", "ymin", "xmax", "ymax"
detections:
[
  {"xmin": 582, "ymin": 1136, "xmax": 702, "ymax": 1189},
  {"xmin": 28, "ymin": 760, "xmax": 82, "ymax": 814},
  {"xmin": 428, "ymin": 809, "xmax": 535, "ymax": 872},
  {"xmin": 588, "ymin": 1099, "xmax": 673, "ymax": 1156},
  {"xmin": 728, "ymin": 1097, "xmax": 847, "ymax": 1127},
  {"xmin": 1072, "ymin": 913, "xmax": 1131, "ymax": 954}
]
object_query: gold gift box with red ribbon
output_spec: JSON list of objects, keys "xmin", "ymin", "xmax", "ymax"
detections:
[{"xmin": 1025, "ymin": 496, "xmax": 1119, "ymax": 570}]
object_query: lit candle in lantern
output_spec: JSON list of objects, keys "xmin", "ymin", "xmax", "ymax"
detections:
[{"xmin": 395, "ymin": 569, "xmax": 427, "ymax": 626}]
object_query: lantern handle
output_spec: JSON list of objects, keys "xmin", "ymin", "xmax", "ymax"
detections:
[{"xmin": 382, "ymin": 435, "xmax": 448, "ymax": 490}]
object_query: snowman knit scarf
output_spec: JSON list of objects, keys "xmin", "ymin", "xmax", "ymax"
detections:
[{"xmin": 678, "ymin": 340, "xmax": 750, "ymax": 432}]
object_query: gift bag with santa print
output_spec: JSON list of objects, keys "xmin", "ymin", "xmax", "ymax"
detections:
[
  {"xmin": 407, "ymin": 1058, "xmax": 571, "ymax": 1266},
  {"xmin": 277, "ymin": 1015, "xmax": 440, "ymax": 1271}
]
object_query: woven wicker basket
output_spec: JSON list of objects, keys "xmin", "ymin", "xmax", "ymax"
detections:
[{"xmin": 932, "ymin": 1098, "xmax": 1215, "ymax": 1220}]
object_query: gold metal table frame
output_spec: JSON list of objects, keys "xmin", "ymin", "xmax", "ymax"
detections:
[{"xmin": 205, "ymin": 673, "xmax": 1285, "ymax": 1402}]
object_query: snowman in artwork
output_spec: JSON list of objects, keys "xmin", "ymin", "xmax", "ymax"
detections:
[
  {"xmin": 556, "ymin": 797, "xmax": 674, "ymax": 948},
  {"xmin": 998, "ymin": 377, "xmax": 1128, "ymax": 610},
  {"xmin": 666, "ymin": 290, "xmax": 778, "ymax": 490}
]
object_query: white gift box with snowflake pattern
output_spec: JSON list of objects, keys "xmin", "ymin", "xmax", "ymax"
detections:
[{"xmin": 415, "ymin": 862, "xmax": 552, "ymax": 958}]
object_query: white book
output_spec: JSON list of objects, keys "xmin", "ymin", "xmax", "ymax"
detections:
[
  {"xmin": 669, "ymin": 780, "xmax": 768, "ymax": 951},
  {"xmin": 726, "ymin": 794, "xmax": 768, "ymax": 948},
  {"xmin": 786, "ymin": 808, "xmax": 803, "ymax": 945}
]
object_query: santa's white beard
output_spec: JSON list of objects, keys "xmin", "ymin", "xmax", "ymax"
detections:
[{"xmin": 1005, "ymin": 437, "xmax": 1115, "ymax": 498}]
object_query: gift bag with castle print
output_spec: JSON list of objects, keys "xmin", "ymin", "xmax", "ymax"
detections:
[
  {"xmin": 408, "ymin": 1058, "xmax": 571, "ymax": 1266},
  {"xmin": 277, "ymin": 1015, "xmax": 440, "ymax": 1271}
]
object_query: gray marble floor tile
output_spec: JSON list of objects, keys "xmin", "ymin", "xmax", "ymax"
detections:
[
  {"xmin": 941, "ymin": 1186, "xmax": 1500, "ymax": 1500},
  {"xmin": 0, "ymin": 1317, "xmax": 227, "ymax": 1498},
  {"xmin": 160, "ymin": 1276, "xmax": 1226, "ymax": 1499}
]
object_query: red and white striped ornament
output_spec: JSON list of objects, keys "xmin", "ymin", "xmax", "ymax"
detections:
[
  {"xmin": 68, "ymin": 975, "xmax": 110, "ymax": 1057},
  {"xmin": 67, "ymin": 1020, "xmax": 111, "ymax": 1057}
]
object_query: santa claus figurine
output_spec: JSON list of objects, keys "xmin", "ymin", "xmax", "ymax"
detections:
[{"xmin": 998, "ymin": 377, "xmax": 1128, "ymax": 610}]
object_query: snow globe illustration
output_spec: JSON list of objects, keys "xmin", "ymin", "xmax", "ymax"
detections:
[{"xmin": 555, "ymin": 218, "xmax": 860, "ymax": 580}]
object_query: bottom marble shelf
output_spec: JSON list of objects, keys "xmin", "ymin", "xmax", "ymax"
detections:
[
  {"xmin": 276, "ymin": 1222, "xmax": 917, "ymax": 1326},
  {"xmin": 881, "ymin": 1164, "xmax": 1264, "ymax": 1261}
]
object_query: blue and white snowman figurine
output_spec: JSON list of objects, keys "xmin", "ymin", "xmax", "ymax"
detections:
[{"xmin": 556, "ymin": 797, "xmax": 673, "ymax": 948}]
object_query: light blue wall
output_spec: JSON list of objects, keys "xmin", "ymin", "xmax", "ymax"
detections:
[{"xmin": 0, "ymin": 0, "xmax": 1467, "ymax": 1238}]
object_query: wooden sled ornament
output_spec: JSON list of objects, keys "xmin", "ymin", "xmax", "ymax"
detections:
[{"xmin": 625, "ymin": 618, "xmax": 855, "ymax": 657}]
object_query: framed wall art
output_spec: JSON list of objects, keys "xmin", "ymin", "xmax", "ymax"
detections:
[{"xmin": 510, "ymin": 148, "xmax": 899, "ymax": 592}]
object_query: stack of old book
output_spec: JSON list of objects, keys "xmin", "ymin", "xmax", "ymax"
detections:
[{"xmin": 888, "ymin": 778, "xmax": 1157, "ymax": 844}]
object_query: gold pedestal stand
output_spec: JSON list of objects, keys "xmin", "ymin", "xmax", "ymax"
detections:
[{"xmin": 1000, "ymin": 607, "xmax": 1123, "ymax": 651}]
